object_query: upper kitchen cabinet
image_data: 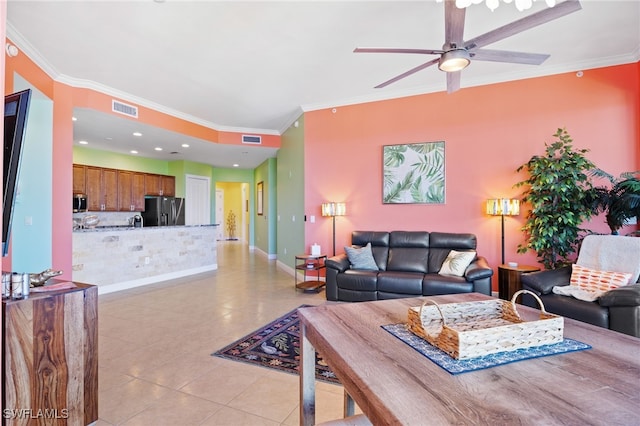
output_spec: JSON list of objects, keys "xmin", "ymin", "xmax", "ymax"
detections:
[
  {"xmin": 73, "ymin": 164, "xmax": 86, "ymax": 195},
  {"xmin": 161, "ymin": 175, "xmax": 175, "ymax": 196},
  {"xmin": 86, "ymin": 166, "xmax": 118, "ymax": 211},
  {"xmin": 118, "ymin": 170, "xmax": 146, "ymax": 212},
  {"xmin": 145, "ymin": 174, "xmax": 175, "ymax": 196}
]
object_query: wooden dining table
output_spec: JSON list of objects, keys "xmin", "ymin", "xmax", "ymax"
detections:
[{"xmin": 298, "ymin": 293, "xmax": 640, "ymax": 425}]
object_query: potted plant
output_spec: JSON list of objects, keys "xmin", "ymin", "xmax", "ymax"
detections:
[
  {"xmin": 514, "ymin": 128, "xmax": 598, "ymax": 269},
  {"xmin": 589, "ymin": 169, "xmax": 640, "ymax": 234}
]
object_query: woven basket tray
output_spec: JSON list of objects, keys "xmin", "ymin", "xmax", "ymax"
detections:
[{"xmin": 407, "ymin": 290, "xmax": 564, "ymax": 360}]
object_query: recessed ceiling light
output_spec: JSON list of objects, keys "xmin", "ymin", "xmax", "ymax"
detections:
[
  {"xmin": 155, "ymin": 147, "xmax": 163, "ymax": 151},
  {"xmin": 72, "ymin": 117, "xmax": 77, "ymax": 121},
  {"xmin": 233, "ymin": 163, "xmax": 239, "ymax": 167},
  {"xmin": 105, "ymin": 137, "xmax": 113, "ymax": 141},
  {"xmin": 181, "ymin": 144, "xmax": 189, "ymax": 148},
  {"xmin": 79, "ymin": 140, "xmax": 88, "ymax": 145},
  {"xmin": 130, "ymin": 150, "xmax": 138, "ymax": 154},
  {"xmin": 133, "ymin": 132, "xmax": 142, "ymax": 137}
]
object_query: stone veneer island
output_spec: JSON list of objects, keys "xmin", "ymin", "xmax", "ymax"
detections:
[{"xmin": 72, "ymin": 225, "xmax": 218, "ymax": 294}]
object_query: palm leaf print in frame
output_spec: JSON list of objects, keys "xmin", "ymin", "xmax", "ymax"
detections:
[{"xmin": 383, "ymin": 141, "xmax": 445, "ymax": 204}]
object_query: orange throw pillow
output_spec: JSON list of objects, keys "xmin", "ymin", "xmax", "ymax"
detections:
[{"xmin": 570, "ymin": 264, "xmax": 632, "ymax": 293}]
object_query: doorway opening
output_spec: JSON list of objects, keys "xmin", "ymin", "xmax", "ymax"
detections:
[{"xmin": 215, "ymin": 182, "xmax": 249, "ymax": 243}]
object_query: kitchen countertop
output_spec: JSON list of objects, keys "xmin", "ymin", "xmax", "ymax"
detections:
[{"xmin": 73, "ymin": 224, "xmax": 219, "ymax": 232}]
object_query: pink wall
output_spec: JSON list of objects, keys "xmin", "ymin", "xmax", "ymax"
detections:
[{"xmin": 304, "ymin": 63, "xmax": 640, "ymax": 290}]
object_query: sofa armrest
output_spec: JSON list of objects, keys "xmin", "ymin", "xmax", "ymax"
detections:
[
  {"xmin": 599, "ymin": 284, "xmax": 640, "ymax": 307},
  {"xmin": 520, "ymin": 266, "xmax": 571, "ymax": 295},
  {"xmin": 464, "ymin": 256, "xmax": 493, "ymax": 281},
  {"xmin": 325, "ymin": 253, "xmax": 350, "ymax": 273}
]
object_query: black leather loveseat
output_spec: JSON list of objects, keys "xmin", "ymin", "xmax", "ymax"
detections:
[
  {"xmin": 325, "ymin": 230, "xmax": 493, "ymax": 302},
  {"xmin": 520, "ymin": 235, "xmax": 640, "ymax": 338},
  {"xmin": 521, "ymin": 268, "xmax": 640, "ymax": 337}
]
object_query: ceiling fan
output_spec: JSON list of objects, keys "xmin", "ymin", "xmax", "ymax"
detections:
[{"xmin": 354, "ymin": 0, "xmax": 582, "ymax": 93}]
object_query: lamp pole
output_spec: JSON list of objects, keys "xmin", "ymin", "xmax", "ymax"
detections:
[
  {"xmin": 331, "ymin": 215, "xmax": 337, "ymax": 256},
  {"xmin": 500, "ymin": 214, "xmax": 506, "ymax": 265}
]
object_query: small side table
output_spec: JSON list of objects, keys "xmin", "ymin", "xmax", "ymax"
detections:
[
  {"xmin": 498, "ymin": 264, "xmax": 540, "ymax": 302},
  {"xmin": 295, "ymin": 254, "xmax": 327, "ymax": 293}
]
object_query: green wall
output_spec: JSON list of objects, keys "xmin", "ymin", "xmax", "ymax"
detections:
[
  {"xmin": 73, "ymin": 146, "xmax": 169, "ymax": 174},
  {"xmin": 253, "ymin": 158, "xmax": 277, "ymax": 256},
  {"xmin": 276, "ymin": 116, "xmax": 305, "ymax": 268}
]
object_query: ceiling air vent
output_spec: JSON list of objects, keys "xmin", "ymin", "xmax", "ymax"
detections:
[
  {"xmin": 112, "ymin": 100, "xmax": 139, "ymax": 118},
  {"xmin": 242, "ymin": 135, "xmax": 262, "ymax": 145}
]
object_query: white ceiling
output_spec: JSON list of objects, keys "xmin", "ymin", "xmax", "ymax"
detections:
[{"xmin": 6, "ymin": 0, "xmax": 640, "ymax": 169}]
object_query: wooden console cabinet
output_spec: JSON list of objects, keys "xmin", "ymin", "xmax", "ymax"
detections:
[{"xmin": 2, "ymin": 282, "xmax": 98, "ymax": 426}]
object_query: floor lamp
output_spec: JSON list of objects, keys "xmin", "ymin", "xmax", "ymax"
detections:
[
  {"xmin": 321, "ymin": 202, "xmax": 346, "ymax": 256},
  {"xmin": 486, "ymin": 198, "xmax": 520, "ymax": 265}
]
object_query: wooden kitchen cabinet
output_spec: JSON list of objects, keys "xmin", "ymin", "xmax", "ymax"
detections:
[
  {"xmin": 161, "ymin": 175, "xmax": 175, "ymax": 196},
  {"xmin": 76, "ymin": 164, "xmax": 175, "ymax": 211},
  {"xmin": 118, "ymin": 170, "xmax": 146, "ymax": 211},
  {"xmin": 145, "ymin": 173, "xmax": 161, "ymax": 196},
  {"xmin": 72, "ymin": 164, "xmax": 86, "ymax": 195},
  {"xmin": 145, "ymin": 173, "xmax": 175, "ymax": 196},
  {"xmin": 86, "ymin": 166, "xmax": 118, "ymax": 211}
]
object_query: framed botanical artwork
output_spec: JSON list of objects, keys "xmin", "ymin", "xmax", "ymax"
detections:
[
  {"xmin": 383, "ymin": 141, "xmax": 445, "ymax": 204},
  {"xmin": 257, "ymin": 181, "xmax": 264, "ymax": 215}
]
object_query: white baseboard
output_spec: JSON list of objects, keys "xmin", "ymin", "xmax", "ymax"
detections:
[{"xmin": 96, "ymin": 264, "xmax": 218, "ymax": 295}]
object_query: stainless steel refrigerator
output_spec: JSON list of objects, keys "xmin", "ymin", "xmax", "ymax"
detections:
[{"xmin": 142, "ymin": 196, "xmax": 185, "ymax": 226}]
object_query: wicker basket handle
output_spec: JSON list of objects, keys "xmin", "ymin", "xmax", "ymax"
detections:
[
  {"xmin": 511, "ymin": 289, "xmax": 549, "ymax": 315},
  {"xmin": 418, "ymin": 299, "xmax": 448, "ymax": 333}
]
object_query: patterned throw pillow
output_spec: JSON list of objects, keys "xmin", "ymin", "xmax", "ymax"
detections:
[
  {"xmin": 553, "ymin": 264, "xmax": 632, "ymax": 302},
  {"xmin": 570, "ymin": 264, "xmax": 632, "ymax": 292},
  {"xmin": 438, "ymin": 250, "xmax": 476, "ymax": 277},
  {"xmin": 344, "ymin": 243, "xmax": 378, "ymax": 270}
]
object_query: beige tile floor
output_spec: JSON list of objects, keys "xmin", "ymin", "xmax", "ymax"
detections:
[{"xmin": 96, "ymin": 241, "xmax": 349, "ymax": 426}]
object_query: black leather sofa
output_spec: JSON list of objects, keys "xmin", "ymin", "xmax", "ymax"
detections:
[
  {"xmin": 521, "ymin": 268, "xmax": 640, "ymax": 338},
  {"xmin": 325, "ymin": 230, "xmax": 493, "ymax": 302}
]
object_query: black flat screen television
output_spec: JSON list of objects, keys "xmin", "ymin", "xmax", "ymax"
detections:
[{"xmin": 3, "ymin": 89, "xmax": 31, "ymax": 257}]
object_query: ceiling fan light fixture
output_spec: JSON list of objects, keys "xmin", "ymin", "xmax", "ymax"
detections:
[
  {"xmin": 438, "ymin": 49, "xmax": 471, "ymax": 72},
  {"xmin": 446, "ymin": 0, "xmax": 555, "ymax": 11}
]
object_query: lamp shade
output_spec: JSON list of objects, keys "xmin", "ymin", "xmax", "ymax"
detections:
[
  {"xmin": 486, "ymin": 198, "xmax": 520, "ymax": 216},
  {"xmin": 322, "ymin": 202, "xmax": 346, "ymax": 217}
]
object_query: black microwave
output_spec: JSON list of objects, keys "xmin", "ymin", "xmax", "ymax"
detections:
[{"xmin": 73, "ymin": 195, "xmax": 87, "ymax": 212}]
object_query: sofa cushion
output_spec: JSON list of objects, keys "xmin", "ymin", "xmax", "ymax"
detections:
[
  {"xmin": 336, "ymin": 270, "xmax": 378, "ymax": 292},
  {"xmin": 524, "ymin": 292, "xmax": 609, "ymax": 328},
  {"xmin": 427, "ymin": 232, "xmax": 477, "ymax": 273},
  {"xmin": 344, "ymin": 243, "xmax": 378, "ymax": 270},
  {"xmin": 377, "ymin": 272, "xmax": 423, "ymax": 295},
  {"xmin": 387, "ymin": 231, "xmax": 429, "ymax": 273},
  {"xmin": 438, "ymin": 250, "xmax": 476, "ymax": 277},
  {"xmin": 422, "ymin": 274, "xmax": 474, "ymax": 295}
]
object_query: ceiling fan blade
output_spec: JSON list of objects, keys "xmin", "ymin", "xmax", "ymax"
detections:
[
  {"xmin": 354, "ymin": 47, "xmax": 442, "ymax": 55},
  {"xmin": 374, "ymin": 57, "xmax": 440, "ymax": 88},
  {"xmin": 471, "ymin": 49, "xmax": 550, "ymax": 65},
  {"xmin": 447, "ymin": 71, "xmax": 461, "ymax": 94},
  {"xmin": 464, "ymin": 0, "xmax": 582, "ymax": 50},
  {"xmin": 444, "ymin": 0, "xmax": 466, "ymax": 46}
]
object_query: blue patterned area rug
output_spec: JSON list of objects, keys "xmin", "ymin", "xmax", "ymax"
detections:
[
  {"xmin": 382, "ymin": 323, "xmax": 591, "ymax": 375},
  {"xmin": 212, "ymin": 305, "xmax": 339, "ymax": 384}
]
